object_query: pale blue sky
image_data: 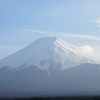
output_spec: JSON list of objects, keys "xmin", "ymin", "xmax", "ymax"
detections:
[{"xmin": 0, "ymin": 0, "xmax": 100, "ymax": 59}]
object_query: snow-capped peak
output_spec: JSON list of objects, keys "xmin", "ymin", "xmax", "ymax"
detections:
[{"xmin": 0, "ymin": 36, "xmax": 100, "ymax": 71}]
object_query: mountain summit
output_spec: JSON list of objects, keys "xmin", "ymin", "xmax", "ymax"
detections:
[{"xmin": 0, "ymin": 36, "xmax": 100, "ymax": 71}]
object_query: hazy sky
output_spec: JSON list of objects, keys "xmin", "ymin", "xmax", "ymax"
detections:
[{"xmin": 0, "ymin": 0, "xmax": 100, "ymax": 59}]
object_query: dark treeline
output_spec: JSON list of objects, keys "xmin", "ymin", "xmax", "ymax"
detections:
[{"xmin": 1, "ymin": 96, "xmax": 100, "ymax": 100}]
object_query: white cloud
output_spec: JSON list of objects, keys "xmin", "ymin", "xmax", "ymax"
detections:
[
  {"xmin": 79, "ymin": 45, "xmax": 93, "ymax": 53},
  {"xmin": 79, "ymin": 45, "xmax": 100, "ymax": 59},
  {"xmin": 22, "ymin": 28, "xmax": 100, "ymax": 41},
  {"xmin": 94, "ymin": 19, "xmax": 100, "ymax": 27},
  {"xmin": 21, "ymin": 28, "xmax": 53, "ymax": 36},
  {"xmin": 57, "ymin": 33, "xmax": 100, "ymax": 40}
]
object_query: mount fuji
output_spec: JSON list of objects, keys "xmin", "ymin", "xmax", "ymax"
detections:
[{"xmin": 0, "ymin": 36, "xmax": 100, "ymax": 97}]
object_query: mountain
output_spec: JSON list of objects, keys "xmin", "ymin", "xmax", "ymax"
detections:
[
  {"xmin": 0, "ymin": 36, "xmax": 99, "ymax": 71},
  {"xmin": 0, "ymin": 36, "xmax": 100, "ymax": 98}
]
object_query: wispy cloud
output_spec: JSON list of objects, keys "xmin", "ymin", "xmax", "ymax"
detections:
[
  {"xmin": 58, "ymin": 33, "xmax": 100, "ymax": 40},
  {"xmin": 94, "ymin": 19, "xmax": 100, "ymax": 27},
  {"xmin": 22, "ymin": 29, "xmax": 52, "ymax": 35},
  {"xmin": 21, "ymin": 28, "xmax": 100, "ymax": 41}
]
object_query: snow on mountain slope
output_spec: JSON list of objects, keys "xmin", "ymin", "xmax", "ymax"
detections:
[{"xmin": 0, "ymin": 36, "xmax": 100, "ymax": 71}]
